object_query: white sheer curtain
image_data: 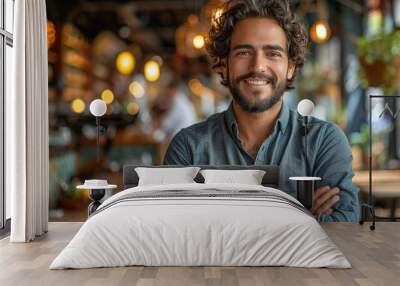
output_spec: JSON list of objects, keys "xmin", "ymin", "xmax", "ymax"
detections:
[{"xmin": 7, "ymin": 0, "xmax": 49, "ymax": 242}]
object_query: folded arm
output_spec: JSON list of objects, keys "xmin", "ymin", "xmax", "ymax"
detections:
[{"xmin": 312, "ymin": 124, "xmax": 360, "ymax": 222}]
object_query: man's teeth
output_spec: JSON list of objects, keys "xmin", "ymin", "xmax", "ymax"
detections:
[{"xmin": 245, "ymin": 79, "xmax": 270, "ymax": 85}]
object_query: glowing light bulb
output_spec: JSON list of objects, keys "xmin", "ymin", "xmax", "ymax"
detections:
[
  {"xmin": 193, "ymin": 35, "xmax": 205, "ymax": 49},
  {"xmin": 144, "ymin": 60, "xmax": 160, "ymax": 82},
  {"xmin": 115, "ymin": 51, "xmax": 135, "ymax": 75},
  {"xmin": 316, "ymin": 23, "xmax": 328, "ymax": 40},
  {"xmin": 310, "ymin": 20, "xmax": 331, "ymax": 44},
  {"xmin": 101, "ymin": 89, "xmax": 114, "ymax": 104},
  {"xmin": 71, "ymin": 98, "xmax": 85, "ymax": 113}
]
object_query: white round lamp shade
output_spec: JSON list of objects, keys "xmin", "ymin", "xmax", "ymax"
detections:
[
  {"xmin": 297, "ymin": 99, "xmax": 315, "ymax": 117},
  {"xmin": 90, "ymin": 99, "xmax": 107, "ymax": 117}
]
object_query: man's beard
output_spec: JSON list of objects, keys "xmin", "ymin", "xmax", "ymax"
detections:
[{"xmin": 229, "ymin": 71, "xmax": 287, "ymax": 113}]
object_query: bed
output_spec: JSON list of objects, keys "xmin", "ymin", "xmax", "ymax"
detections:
[{"xmin": 50, "ymin": 165, "xmax": 350, "ymax": 269}]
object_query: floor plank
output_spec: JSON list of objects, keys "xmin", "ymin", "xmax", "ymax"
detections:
[{"xmin": 0, "ymin": 222, "xmax": 399, "ymax": 286}]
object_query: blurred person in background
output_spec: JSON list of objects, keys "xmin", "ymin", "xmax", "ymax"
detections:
[{"xmin": 152, "ymin": 79, "xmax": 198, "ymax": 140}]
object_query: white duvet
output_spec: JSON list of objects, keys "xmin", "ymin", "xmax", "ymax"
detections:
[{"xmin": 50, "ymin": 183, "xmax": 351, "ymax": 269}]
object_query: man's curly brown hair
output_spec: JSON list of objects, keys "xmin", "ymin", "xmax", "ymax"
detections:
[{"xmin": 206, "ymin": 0, "xmax": 308, "ymax": 90}]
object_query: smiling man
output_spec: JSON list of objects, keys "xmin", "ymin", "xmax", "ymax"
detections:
[{"xmin": 164, "ymin": 0, "xmax": 359, "ymax": 222}]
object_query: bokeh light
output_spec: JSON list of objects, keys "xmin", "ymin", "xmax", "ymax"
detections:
[
  {"xmin": 129, "ymin": 81, "xmax": 145, "ymax": 98},
  {"xmin": 47, "ymin": 20, "xmax": 56, "ymax": 48},
  {"xmin": 115, "ymin": 51, "xmax": 135, "ymax": 75},
  {"xmin": 187, "ymin": 14, "xmax": 199, "ymax": 25},
  {"xmin": 310, "ymin": 20, "xmax": 331, "ymax": 44},
  {"xmin": 193, "ymin": 35, "xmax": 205, "ymax": 49},
  {"xmin": 144, "ymin": 60, "xmax": 160, "ymax": 82},
  {"xmin": 127, "ymin": 102, "xmax": 140, "ymax": 115},
  {"xmin": 71, "ymin": 98, "xmax": 85, "ymax": 113},
  {"xmin": 101, "ymin": 89, "xmax": 114, "ymax": 104}
]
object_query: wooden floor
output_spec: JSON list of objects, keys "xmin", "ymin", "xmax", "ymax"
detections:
[{"xmin": 1, "ymin": 222, "xmax": 400, "ymax": 286}]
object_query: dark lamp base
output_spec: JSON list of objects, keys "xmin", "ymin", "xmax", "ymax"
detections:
[{"xmin": 88, "ymin": 189, "xmax": 106, "ymax": 216}]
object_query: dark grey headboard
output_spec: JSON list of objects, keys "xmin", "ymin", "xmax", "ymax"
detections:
[{"xmin": 123, "ymin": 165, "xmax": 280, "ymax": 189}]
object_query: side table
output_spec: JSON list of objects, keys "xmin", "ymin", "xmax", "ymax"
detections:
[{"xmin": 77, "ymin": 180, "xmax": 117, "ymax": 216}]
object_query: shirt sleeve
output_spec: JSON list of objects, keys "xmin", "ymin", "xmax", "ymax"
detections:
[
  {"xmin": 313, "ymin": 123, "xmax": 360, "ymax": 222},
  {"xmin": 163, "ymin": 129, "xmax": 193, "ymax": 165}
]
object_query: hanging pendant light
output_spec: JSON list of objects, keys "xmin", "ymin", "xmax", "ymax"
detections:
[
  {"xmin": 176, "ymin": 14, "xmax": 207, "ymax": 58},
  {"xmin": 309, "ymin": 0, "xmax": 331, "ymax": 44},
  {"xmin": 310, "ymin": 20, "xmax": 331, "ymax": 44},
  {"xmin": 115, "ymin": 51, "xmax": 136, "ymax": 75}
]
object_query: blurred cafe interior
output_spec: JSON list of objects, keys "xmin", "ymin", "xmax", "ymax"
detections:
[{"xmin": 44, "ymin": 0, "xmax": 400, "ymax": 221}]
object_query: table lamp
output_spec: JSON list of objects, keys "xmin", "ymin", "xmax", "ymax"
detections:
[
  {"xmin": 77, "ymin": 180, "xmax": 117, "ymax": 216},
  {"xmin": 79, "ymin": 100, "xmax": 113, "ymax": 216},
  {"xmin": 290, "ymin": 99, "xmax": 321, "ymax": 210},
  {"xmin": 89, "ymin": 99, "xmax": 107, "ymax": 162},
  {"xmin": 297, "ymin": 99, "xmax": 314, "ymax": 167}
]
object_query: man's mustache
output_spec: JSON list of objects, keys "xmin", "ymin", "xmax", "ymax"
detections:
[{"xmin": 234, "ymin": 72, "xmax": 277, "ymax": 89}]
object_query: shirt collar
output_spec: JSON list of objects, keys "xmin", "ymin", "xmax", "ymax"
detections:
[{"xmin": 224, "ymin": 100, "xmax": 290, "ymax": 138}]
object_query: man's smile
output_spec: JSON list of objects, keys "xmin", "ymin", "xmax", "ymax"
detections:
[{"xmin": 244, "ymin": 77, "xmax": 273, "ymax": 86}]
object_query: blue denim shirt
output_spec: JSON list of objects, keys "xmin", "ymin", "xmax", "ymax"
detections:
[{"xmin": 164, "ymin": 101, "xmax": 360, "ymax": 222}]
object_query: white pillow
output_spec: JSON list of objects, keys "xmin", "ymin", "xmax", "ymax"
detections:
[
  {"xmin": 135, "ymin": 167, "xmax": 201, "ymax": 186},
  {"xmin": 200, "ymin": 169, "xmax": 266, "ymax": 185}
]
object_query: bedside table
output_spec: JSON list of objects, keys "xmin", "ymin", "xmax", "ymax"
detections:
[{"xmin": 77, "ymin": 180, "xmax": 117, "ymax": 216}]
